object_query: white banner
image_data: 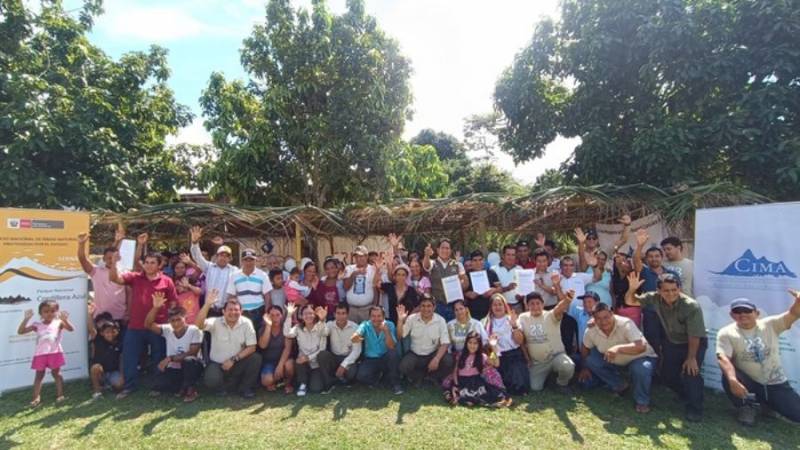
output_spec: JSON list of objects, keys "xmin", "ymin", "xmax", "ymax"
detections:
[
  {"xmin": 1, "ymin": 209, "xmax": 89, "ymax": 393},
  {"xmin": 694, "ymin": 203, "xmax": 800, "ymax": 390}
]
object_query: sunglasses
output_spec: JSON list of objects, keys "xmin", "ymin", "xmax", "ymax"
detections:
[{"xmin": 731, "ymin": 308, "xmax": 754, "ymax": 314}]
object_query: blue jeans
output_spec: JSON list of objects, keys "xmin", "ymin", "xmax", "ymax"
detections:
[
  {"xmin": 122, "ymin": 328, "xmax": 166, "ymax": 391},
  {"xmin": 585, "ymin": 348, "xmax": 656, "ymax": 406},
  {"xmin": 435, "ymin": 303, "xmax": 454, "ymax": 322}
]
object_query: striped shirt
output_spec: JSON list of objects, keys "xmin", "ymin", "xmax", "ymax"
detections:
[{"xmin": 227, "ymin": 268, "xmax": 271, "ymax": 311}]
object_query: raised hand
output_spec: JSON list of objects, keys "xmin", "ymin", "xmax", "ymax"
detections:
[
  {"xmin": 136, "ymin": 233, "xmax": 149, "ymax": 245},
  {"xmin": 626, "ymin": 271, "xmax": 644, "ymax": 293},
  {"xmin": 206, "ymin": 289, "xmax": 219, "ymax": 307},
  {"xmin": 488, "ymin": 334, "xmax": 499, "ymax": 348},
  {"xmin": 618, "ymin": 214, "xmax": 632, "ymax": 226},
  {"xmin": 387, "ymin": 233, "xmax": 403, "ymax": 248},
  {"xmin": 315, "ymin": 306, "xmax": 327, "ymax": 322},
  {"xmin": 78, "ymin": 232, "xmax": 90, "ymax": 244},
  {"xmin": 396, "ymin": 304, "xmax": 408, "ymax": 322},
  {"xmin": 574, "ymin": 227, "xmax": 586, "ymax": 244},
  {"xmin": 59, "ymin": 310, "xmax": 70, "ymax": 321},
  {"xmin": 454, "ymin": 250, "xmax": 462, "ymax": 262},
  {"xmin": 262, "ymin": 312, "xmax": 273, "ymax": 327},
  {"xmin": 114, "ymin": 224, "xmax": 126, "ymax": 243},
  {"xmin": 635, "ymin": 228, "xmax": 649, "ymax": 247},
  {"xmin": 190, "ymin": 225, "xmax": 203, "ymax": 244},
  {"xmin": 789, "ymin": 289, "xmax": 800, "ymax": 303},
  {"xmin": 535, "ymin": 232, "xmax": 546, "ymax": 248},
  {"xmin": 287, "ymin": 302, "xmax": 297, "ymax": 318},
  {"xmin": 424, "ymin": 243, "xmax": 434, "ymax": 258},
  {"xmin": 152, "ymin": 292, "xmax": 167, "ymax": 309},
  {"xmin": 550, "ymin": 271, "xmax": 561, "ymax": 285},
  {"xmin": 564, "ymin": 289, "xmax": 575, "ymax": 300},
  {"xmin": 179, "ymin": 253, "xmax": 192, "ymax": 265},
  {"xmin": 24, "ymin": 309, "xmax": 34, "ymax": 320}
]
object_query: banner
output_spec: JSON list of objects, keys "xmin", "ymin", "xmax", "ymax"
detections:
[
  {"xmin": 694, "ymin": 203, "xmax": 800, "ymax": 390},
  {"xmin": 0, "ymin": 209, "xmax": 89, "ymax": 393}
]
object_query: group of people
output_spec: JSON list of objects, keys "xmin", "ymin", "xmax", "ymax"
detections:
[{"xmin": 15, "ymin": 217, "xmax": 800, "ymax": 428}]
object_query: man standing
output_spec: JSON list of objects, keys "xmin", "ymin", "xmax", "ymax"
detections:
[
  {"xmin": 352, "ymin": 306, "xmax": 403, "ymax": 395},
  {"xmin": 716, "ymin": 294, "xmax": 800, "ymax": 426},
  {"xmin": 633, "ymin": 229, "xmax": 678, "ymax": 355},
  {"xmin": 196, "ymin": 294, "xmax": 261, "ymax": 399},
  {"xmin": 626, "ymin": 272, "xmax": 707, "ymax": 422},
  {"xmin": 190, "ymin": 225, "xmax": 238, "ymax": 314},
  {"xmin": 463, "ymin": 250, "xmax": 501, "ymax": 320},
  {"xmin": 78, "ymin": 230, "xmax": 129, "ymax": 326},
  {"xmin": 661, "ymin": 237, "xmax": 694, "ymax": 297},
  {"xmin": 422, "ymin": 239, "xmax": 468, "ymax": 322},
  {"xmin": 492, "ymin": 245, "xmax": 523, "ymax": 314},
  {"xmin": 516, "ymin": 240, "xmax": 536, "ymax": 269},
  {"xmin": 533, "ymin": 249, "xmax": 558, "ymax": 308},
  {"xmin": 319, "ymin": 303, "xmax": 361, "ymax": 389},
  {"xmin": 397, "ymin": 298, "xmax": 454, "ymax": 385},
  {"xmin": 578, "ymin": 302, "xmax": 658, "ymax": 413},
  {"xmin": 108, "ymin": 233, "xmax": 177, "ymax": 398},
  {"xmin": 343, "ymin": 245, "xmax": 378, "ymax": 323},
  {"xmin": 227, "ymin": 249, "xmax": 271, "ymax": 331}
]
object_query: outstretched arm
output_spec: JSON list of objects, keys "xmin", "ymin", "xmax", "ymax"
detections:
[
  {"xmin": 17, "ymin": 310, "xmax": 35, "ymax": 335},
  {"xmin": 77, "ymin": 233, "xmax": 94, "ymax": 274}
]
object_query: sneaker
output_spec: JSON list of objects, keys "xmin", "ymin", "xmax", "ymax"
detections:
[
  {"xmin": 241, "ymin": 389, "xmax": 256, "ymax": 399},
  {"xmin": 91, "ymin": 392, "xmax": 103, "ymax": 401},
  {"xmin": 296, "ymin": 384, "xmax": 307, "ymax": 397},
  {"xmin": 392, "ymin": 385, "xmax": 405, "ymax": 395},
  {"xmin": 115, "ymin": 389, "xmax": 131, "ymax": 400},
  {"xmin": 737, "ymin": 404, "xmax": 757, "ymax": 427}
]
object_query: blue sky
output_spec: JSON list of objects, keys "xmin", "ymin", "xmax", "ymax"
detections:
[{"xmin": 74, "ymin": 0, "xmax": 578, "ymax": 183}]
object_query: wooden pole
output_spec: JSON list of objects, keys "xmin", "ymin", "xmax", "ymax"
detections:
[{"xmin": 294, "ymin": 223, "xmax": 302, "ymax": 261}]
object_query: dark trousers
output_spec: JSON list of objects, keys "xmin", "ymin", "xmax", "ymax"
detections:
[
  {"xmin": 722, "ymin": 368, "xmax": 800, "ymax": 423},
  {"xmin": 356, "ymin": 351, "xmax": 401, "ymax": 387},
  {"xmin": 642, "ymin": 307, "xmax": 663, "ymax": 356},
  {"xmin": 661, "ymin": 337, "xmax": 707, "ymax": 415},
  {"xmin": 318, "ymin": 350, "xmax": 358, "ymax": 384},
  {"xmin": 295, "ymin": 361, "xmax": 326, "ymax": 392},
  {"xmin": 122, "ymin": 328, "xmax": 166, "ymax": 391},
  {"xmin": 243, "ymin": 307, "xmax": 265, "ymax": 335},
  {"xmin": 560, "ymin": 314, "xmax": 578, "ymax": 354},
  {"xmin": 204, "ymin": 353, "xmax": 262, "ymax": 393},
  {"xmin": 399, "ymin": 351, "xmax": 454, "ymax": 384},
  {"xmin": 153, "ymin": 360, "xmax": 204, "ymax": 393}
]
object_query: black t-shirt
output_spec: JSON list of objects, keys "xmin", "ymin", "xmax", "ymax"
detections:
[
  {"xmin": 92, "ymin": 336, "xmax": 122, "ymax": 372},
  {"xmin": 464, "ymin": 268, "xmax": 500, "ymax": 320},
  {"xmin": 382, "ymin": 282, "xmax": 419, "ymax": 324},
  {"xmin": 258, "ymin": 325, "xmax": 285, "ymax": 363}
]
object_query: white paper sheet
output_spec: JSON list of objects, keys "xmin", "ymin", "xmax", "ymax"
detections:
[
  {"xmin": 442, "ymin": 274, "xmax": 464, "ymax": 303},
  {"xmin": 469, "ymin": 270, "xmax": 491, "ymax": 295},
  {"xmin": 516, "ymin": 269, "xmax": 535, "ymax": 296},
  {"xmin": 117, "ymin": 239, "xmax": 136, "ymax": 272}
]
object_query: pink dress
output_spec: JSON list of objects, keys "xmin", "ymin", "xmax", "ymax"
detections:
[{"xmin": 30, "ymin": 320, "xmax": 66, "ymax": 371}]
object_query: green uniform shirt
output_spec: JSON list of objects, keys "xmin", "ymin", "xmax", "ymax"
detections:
[{"xmin": 636, "ymin": 292, "xmax": 706, "ymax": 344}]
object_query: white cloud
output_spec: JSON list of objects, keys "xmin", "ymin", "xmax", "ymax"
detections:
[
  {"xmin": 167, "ymin": 118, "xmax": 212, "ymax": 146},
  {"xmin": 95, "ymin": 1, "xmax": 235, "ymax": 42}
]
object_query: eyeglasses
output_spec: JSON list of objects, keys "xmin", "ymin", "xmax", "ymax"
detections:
[{"xmin": 731, "ymin": 308, "xmax": 754, "ymax": 314}]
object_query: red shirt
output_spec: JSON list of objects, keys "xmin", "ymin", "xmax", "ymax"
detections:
[
  {"xmin": 518, "ymin": 260, "xmax": 537, "ymax": 270},
  {"xmin": 122, "ymin": 271, "xmax": 178, "ymax": 330}
]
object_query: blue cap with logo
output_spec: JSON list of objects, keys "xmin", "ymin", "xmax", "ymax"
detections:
[{"xmin": 729, "ymin": 298, "xmax": 756, "ymax": 311}]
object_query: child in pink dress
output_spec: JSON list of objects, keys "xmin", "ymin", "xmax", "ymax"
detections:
[{"xmin": 17, "ymin": 300, "xmax": 74, "ymax": 407}]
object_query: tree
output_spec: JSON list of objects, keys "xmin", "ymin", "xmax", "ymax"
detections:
[
  {"xmin": 385, "ymin": 143, "xmax": 449, "ymax": 199},
  {"xmin": 200, "ymin": 0, "xmax": 412, "ymax": 207},
  {"xmin": 410, "ymin": 128, "xmax": 471, "ymax": 184},
  {"xmin": 494, "ymin": 0, "xmax": 800, "ymax": 200},
  {"xmin": 531, "ymin": 168, "xmax": 567, "ymax": 191},
  {"xmin": 452, "ymin": 163, "xmax": 523, "ymax": 196},
  {"xmin": 0, "ymin": 0, "xmax": 192, "ymax": 210}
]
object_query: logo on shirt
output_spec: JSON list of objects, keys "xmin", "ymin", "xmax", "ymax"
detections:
[{"xmin": 713, "ymin": 249, "xmax": 796, "ymax": 278}]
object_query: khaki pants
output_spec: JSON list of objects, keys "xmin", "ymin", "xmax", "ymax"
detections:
[
  {"xmin": 348, "ymin": 304, "xmax": 372, "ymax": 323},
  {"xmin": 529, "ymin": 353, "xmax": 574, "ymax": 391}
]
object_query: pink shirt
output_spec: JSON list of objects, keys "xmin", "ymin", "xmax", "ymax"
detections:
[
  {"xmin": 457, "ymin": 353, "xmax": 486, "ymax": 377},
  {"xmin": 91, "ymin": 265, "xmax": 127, "ymax": 320},
  {"xmin": 33, "ymin": 320, "xmax": 63, "ymax": 356}
]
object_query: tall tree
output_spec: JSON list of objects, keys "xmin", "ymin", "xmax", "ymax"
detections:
[
  {"xmin": 410, "ymin": 128, "xmax": 471, "ymax": 184},
  {"xmin": 494, "ymin": 0, "xmax": 800, "ymax": 200},
  {"xmin": 0, "ymin": 0, "xmax": 192, "ymax": 210},
  {"xmin": 452, "ymin": 163, "xmax": 523, "ymax": 196},
  {"xmin": 385, "ymin": 143, "xmax": 449, "ymax": 199},
  {"xmin": 200, "ymin": 0, "xmax": 412, "ymax": 207}
]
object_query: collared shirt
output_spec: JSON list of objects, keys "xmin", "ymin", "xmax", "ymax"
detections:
[
  {"xmin": 636, "ymin": 292, "xmax": 706, "ymax": 344},
  {"xmin": 284, "ymin": 320, "xmax": 328, "ymax": 367},
  {"xmin": 585, "ymin": 268, "xmax": 612, "ymax": 307},
  {"xmin": 402, "ymin": 313, "xmax": 450, "ymax": 355},
  {"xmin": 534, "ymin": 270, "xmax": 558, "ymax": 307},
  {"xmin": 191, "ymin": 243, "xmax": 238, "ymax": 308},
  {"xmin": 640, "ymin": 265, "xmax": 678, "ymax": 292},
  {"xmin": 356, "ymin": 320, "xmax": 397, "ymax": 358},
  {"xmin": 567, "ymin": 299, "xmax": 592, "ymax": 347},
  {"xmin": 583, "ymin": 315, "xmax": 657, "ymax": 366},
  {"xmin": 716, "ymin": 314, "xmax": 789, "ymax": 385},
  {"xmin": 561, "ymin": 272, "xmax": 594, "ymax": 298},
  {"xmin": 203, "ymin": 316, "xmax": 257, "ymax": 364},
  {"xmin": 91, "ymin": 265, "xmax": 127, "ymax": 320},
  {"xmin": 121, "ymin": 271, "xmax": 178, "ymax": 330},
  {"xmin": 491, "ymin": 263, "xmax": 522, "ymax": 305},
  {"xmin": 227, "ymin": 267, "xmax": 271, "ymax": 311},
  {"xmin": 326, "ymin": 320, "xmax": 362, "ymax": 368},
  {"xmin": 518, "ymin": 310, "xmax": 564, "ymax": 363}
]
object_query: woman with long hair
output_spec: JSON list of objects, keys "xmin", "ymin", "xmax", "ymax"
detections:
[{"xmin": 481, "ymin": 294, "xmax": 529, "ymax": 395}]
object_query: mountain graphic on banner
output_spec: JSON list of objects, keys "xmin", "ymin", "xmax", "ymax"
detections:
[{"xmin": 713, "ymin": 249, "xmax": 797, "ymax": 278}]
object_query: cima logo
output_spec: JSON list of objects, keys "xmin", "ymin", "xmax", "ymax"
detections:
[
  {"xmin": 7, "ymin": 218, "xmax": 20, "ymax": 229},
  {"xmin": 713, "ymin": 249, "xmax": 797, "ymax": 278}
]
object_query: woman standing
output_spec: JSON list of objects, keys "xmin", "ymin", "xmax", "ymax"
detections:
[
  {"xmin": 379, "ymin": 265, "xmax": 419, "ymax": 324},
  {"xmin": 481, "ymin": 294, "xmax": 529, "ymax": 395},
  {"xmin": 408, "ymin": 259, "xmax": 432, "ymax": 298}
]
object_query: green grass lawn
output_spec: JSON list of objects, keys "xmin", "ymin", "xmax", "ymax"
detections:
[{"xmin": 0, "ymin": 379, "xmax": 796, "ymax": 449}]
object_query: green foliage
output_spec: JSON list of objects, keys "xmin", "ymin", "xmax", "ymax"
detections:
[
  {"xmin": 385, "ymin": 143, "xmax": 449, "ymax": 199},
  {"xmin": 0, "ymin": 0, "xmax": 192, "ymax": 211},
  {"xmin": 200, "ymin": 0, "xmax": 412, "ymax": 207},
  {"xmin": 494, "ymin": 0, "xmax": 800, "ymax": 200},
  {"xmin": 532, "ymin": 168, "xmax": 567, "ymax": 191},
  {"xmin": 452, "ymin": 163, "xmax": 523, "ymax": 196},
  {"xmin": 410, "ymin": 128, "xmax": 472, "ymax": 184}
]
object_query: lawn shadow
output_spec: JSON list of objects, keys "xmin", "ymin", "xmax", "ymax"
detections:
[{"xmin": 523, "ymin": 388, "xmax": 583, "ymax": 444}]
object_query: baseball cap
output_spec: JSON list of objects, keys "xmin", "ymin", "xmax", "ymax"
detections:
[
  {"xmin": 354, "ymin": 245, "xmax": 368, "ymax": 256},
  {"xmin": 586, "ymin": 229, "xmax": 598, "ymax": 238},
  {"xmin": 241, "ymin": 248, "xmax": 257, "ymax": 260},
  {"xmin": 216, "ymin": 245, "xmax": 232, "ymax": 256},
  {"xmin": 730, "ymin": 298, "xmax": 756, "ymax": 311},
  {"xmin": 578, "ymin": 291, "xmax": 601, "ymax": 302},
  {"xmin": 516, "ymin": 240, "xmax": 530, "ymax": 248}
]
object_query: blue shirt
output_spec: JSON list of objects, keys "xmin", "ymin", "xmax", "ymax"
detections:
[
  {"xmin": 568, "ymin": 299, "xmax": 593, "ymax": 348},
  {"xmin": 641, "ymin": 266, "xmax": 678, "ymax": 292},
  {"xmin": 585, "ymin": 268, "xmax": 612, "ymax": 307},
  {"xmin": 356, "ymin": 320, "xmax": 397, "ymax": 358}
]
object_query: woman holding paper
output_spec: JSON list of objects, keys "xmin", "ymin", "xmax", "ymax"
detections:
[{"xmin": 481, "ymin": 294, "xmax": 529, "ymax": 395}]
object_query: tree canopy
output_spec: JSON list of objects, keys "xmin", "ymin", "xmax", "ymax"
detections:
[
  {"xmin": 494, "ymin": 0, "xmax": 800, "ymax": 200},
  {"xmin": 200, "ymin": 0, "xmax": 412, "ymax": 207},
  {"xmin": 0, "ymin": 0, "xmax": 192, "ymax": 211}
]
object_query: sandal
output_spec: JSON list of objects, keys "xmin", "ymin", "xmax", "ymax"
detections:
[
  {"xmin": 29, "ymin": 398, "xmax": 41, "ymax": 408},
  {"xmin": 55, "ymin": 396, "xmax": 66, "ymax": 403},
  {"xmin": 635, "ymin": 404, "xmax": 651, "ymax": 414},
  {"xmin": 284, "ymin": 384, "xmax": 294, "ymax": 395}
]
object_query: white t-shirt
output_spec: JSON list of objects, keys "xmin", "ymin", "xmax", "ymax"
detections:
[
  {"xmin": 160, "ymin": 324, "xmax": 203, "ymax": 368},
  {"xmin": 492, "ymin": 264, "xmax": 522, "ymax": 305},
  {"xmin": 344, "ymin": 264, "xmax": 376, "ymax": 307},
  {"xmin": 227, "ymin": 268, "xmax": 272, "ymax": 311},
  {"xmin": 561, "ymin": 272, "xmax": 594, "ymax": 298},
  {"xmin": 716, "ymin": 314, "xmax": 789, "ymax": 385}
]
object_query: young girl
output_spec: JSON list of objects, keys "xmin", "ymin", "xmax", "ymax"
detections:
[
  {"xmin": 285, "ymin": 267, "xmax": 311, "ymax": 305},
  {"xmin": 172, "ymin": 260, "xmax": 201, "ymax": 324},
  {"xmin": 17, "ymin": 300, "xmax": 75, "ymax": 407},
  {"xmin": 448, "ymin": 332, "xmax": 511, "ymax": 408}
]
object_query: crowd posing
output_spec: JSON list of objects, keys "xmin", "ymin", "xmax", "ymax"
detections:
[{"xmin": 17, "ymin": 217, "xmax": 800, "ymax": 427}]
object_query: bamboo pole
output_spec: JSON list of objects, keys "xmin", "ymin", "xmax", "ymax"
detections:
[{"xmin": 294, "ymin": 222, "xmax": 302, "ymax": 261}]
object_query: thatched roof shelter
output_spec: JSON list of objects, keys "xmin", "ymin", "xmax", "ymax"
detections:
[{"xmin": 90, "ymin": 183, "xmax": 768, "ymax": 244}]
